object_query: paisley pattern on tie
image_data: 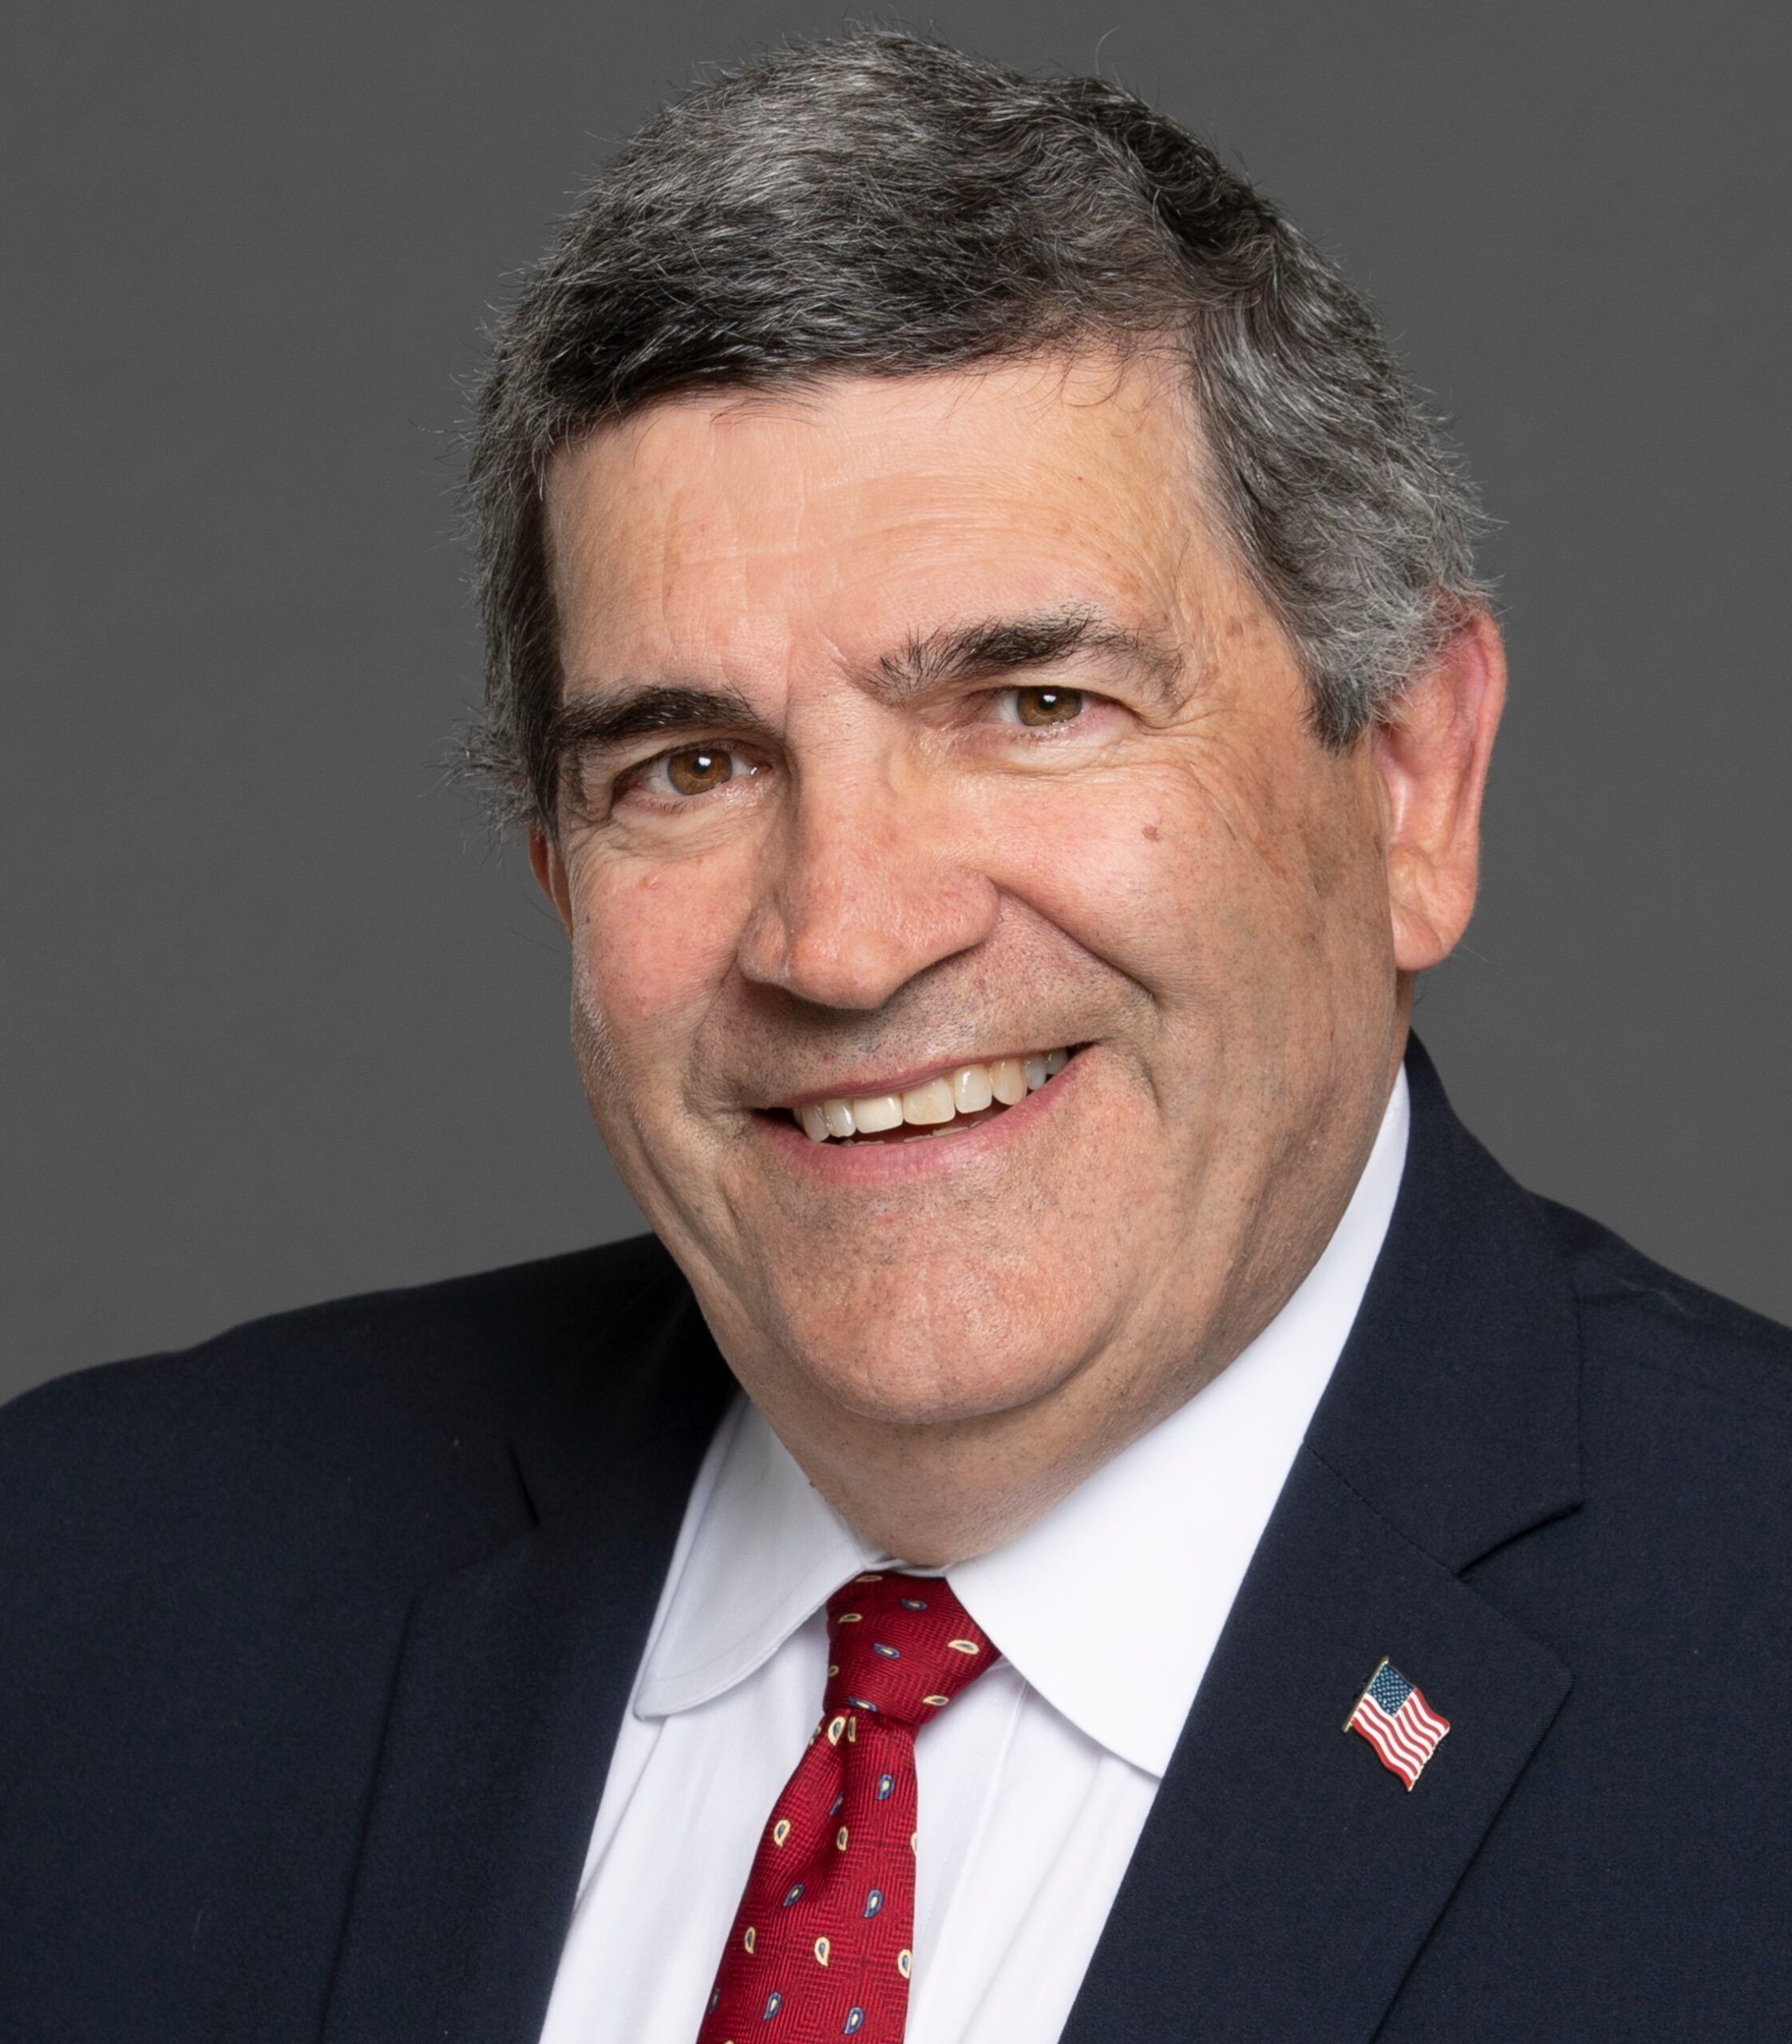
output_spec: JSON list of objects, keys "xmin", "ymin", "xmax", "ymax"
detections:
[{"xmin": 695, "ymin": 1572, "xmax": 997, "ymax": 2044}]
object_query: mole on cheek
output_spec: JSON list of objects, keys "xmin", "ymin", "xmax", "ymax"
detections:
[{"xmin": 1141, "ymin": 823, "xmax": 1161, "ymax": 842}]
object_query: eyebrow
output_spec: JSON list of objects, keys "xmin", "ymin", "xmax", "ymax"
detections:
[
  {"xmin": 548, "ymin": 604, "xmax": 1187, "ymax": 767},
  {"xmin": 547, "ymin": 683, "xmax": 780, "ymax": 767},
  {"xmin": 872, "ymin": 604, "xmax": 1185, "ymax": 707}
]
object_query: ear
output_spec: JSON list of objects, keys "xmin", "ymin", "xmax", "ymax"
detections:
[
  {"xmin": 528, "ymin": 826, "xmax": 576, "ymax": 937},
  {"xmin": 1371, "ymin": 607, "xmax": 1507, "ymax": 972}
]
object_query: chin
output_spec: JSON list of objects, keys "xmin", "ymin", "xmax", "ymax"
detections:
[{"xmin": 776, "ymin": 1282, "xmax": 1107, "ymax": 1430}]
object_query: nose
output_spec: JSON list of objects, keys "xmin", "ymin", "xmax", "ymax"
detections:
[{"xmin": 735, "ymin": 764, "xmax": 999, "ymax": 1010}]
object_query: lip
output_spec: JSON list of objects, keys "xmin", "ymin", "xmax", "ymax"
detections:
[
  {"xmin": 771, "ymin": 1047, "xmax": 1078, "ymax": 1112},
  {"xmin": 755, "ymin": 1044, "xmax": 1089, "ymax": 1182}
]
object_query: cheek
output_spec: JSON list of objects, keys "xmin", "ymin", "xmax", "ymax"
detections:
[
  {"xmin": 971, "ymin": 767, "xmax": 1256, "ymax": 993},
  {"xmin": 570, "ymin": 857, "xmax": 743, "ymax": 1063},
  {"xmin": 979, "ymin": 756, "xmax": 1378, "ymax": 1016}
]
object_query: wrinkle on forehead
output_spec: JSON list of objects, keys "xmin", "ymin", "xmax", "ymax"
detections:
[{"xmin": 543, "ymin": 351, "xmax": 1239, "ymax": 706}]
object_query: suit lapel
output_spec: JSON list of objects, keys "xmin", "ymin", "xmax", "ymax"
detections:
[
  {"xmin": 322, "ymin": 1272, "xmax": 732, "ymax": 2044},
  {"xmin": 1060, "ymin": 1448, "xmax": 1568, "ymax": 2043},
  {"xmin": 1062, "ymin": 1040, "xmax": 1583, "ymax": 2043}
]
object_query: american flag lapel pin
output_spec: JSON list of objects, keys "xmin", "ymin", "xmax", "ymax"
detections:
[{"xmin": 1343, "ymin": 1657, "xmax": 1450, "ymax": 1789}]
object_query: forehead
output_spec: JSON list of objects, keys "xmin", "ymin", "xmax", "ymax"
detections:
[{"xmin": 544, "ymin": 354, "xmax": 1231, "ymax": 677}]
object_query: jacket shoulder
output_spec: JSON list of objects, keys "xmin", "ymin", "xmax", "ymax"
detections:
[
  {"xmin": 1537, "ymin": 1194, "xmax": 1792, "ymax": 1420},
  {"xmin": 4, "ymin": 1230, "xmax": 676, "ymax": 1434},
  {"xmin": 0, "ymin": 1233, "xmax": 682, "ymax": 1562}
]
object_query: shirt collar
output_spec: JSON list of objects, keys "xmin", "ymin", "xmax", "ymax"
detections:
[
  {"xmin": 635, "ymin": 1069, "xmax": 1410, "ymax": 1773},
  {"xmin": 631, "ymin": 1390, "xmax": 877, "ymax": 1721}
]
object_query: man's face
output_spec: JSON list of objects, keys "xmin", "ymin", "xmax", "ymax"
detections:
[{"xmin": 537, "ymin": 355, "xmax": 1411, "ymax": 1487}]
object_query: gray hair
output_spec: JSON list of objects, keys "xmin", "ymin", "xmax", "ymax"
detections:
[{"xmin": 469, "ymin": 30, "xmax": 1485, "ymax": 830}]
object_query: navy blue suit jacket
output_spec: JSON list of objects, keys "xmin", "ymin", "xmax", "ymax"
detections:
[{"xmin": 5, "ymin": 1041, "xmax": 1791, "ymax": 2041}]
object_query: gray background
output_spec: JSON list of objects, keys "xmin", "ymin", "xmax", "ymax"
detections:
[{"xmin": 6, "ymin": 0, "xmax": 1787, "ymax": 1404}]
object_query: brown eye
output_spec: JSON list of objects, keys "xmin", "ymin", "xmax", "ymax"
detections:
[
  {"xmin": 1014, "ymin": 685, "xmax": 1084, "ymax": 727},
  {"xmin": 664, "ymin": 747, "xmax": 734, "ymax": 795}
]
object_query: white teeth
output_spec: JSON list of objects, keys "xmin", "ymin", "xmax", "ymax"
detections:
[
  {"xmin": 901, "ymin": 1078, "xmax": 956, "ymax": 1126},
  {"xmin": 793, "ymin": 1048, "xmax": 1074, "ymax": 1143},
  {"xmin": 851, "ymin": 1093, "xmax": 904, "ymax": 1134},
  {"xmin": 989, "ymin": 1058, "xmax": 1029, "ymax": 1106},
  {"xmin": 951, "ymin": 1063, "xmax": 994, "ymax": 1113}
]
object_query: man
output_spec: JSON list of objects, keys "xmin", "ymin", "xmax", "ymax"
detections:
[{"xmin": 3, "ymin": 30, "xmax": 1788, "ymax": 2043}]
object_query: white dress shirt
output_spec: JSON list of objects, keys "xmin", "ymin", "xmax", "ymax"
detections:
[{"xmin": 538, "ymin": 1070, "xmax": 1409, "ymax": 2044}]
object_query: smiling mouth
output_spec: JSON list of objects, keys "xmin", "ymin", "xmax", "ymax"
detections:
[{"xmin": 782, "ymin": 1047, "xmax": 1076, "ymax": 1145}]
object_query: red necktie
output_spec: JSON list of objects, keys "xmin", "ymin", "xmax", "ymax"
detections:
[{"xmin": 695, "ymin": 1571, "xmax": 998, "ymax": 2044}]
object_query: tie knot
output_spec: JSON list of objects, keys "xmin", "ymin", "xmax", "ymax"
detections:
[{"xmin": 821, "ymin": 1571, "xmax": 995, "ymax": 1730}]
